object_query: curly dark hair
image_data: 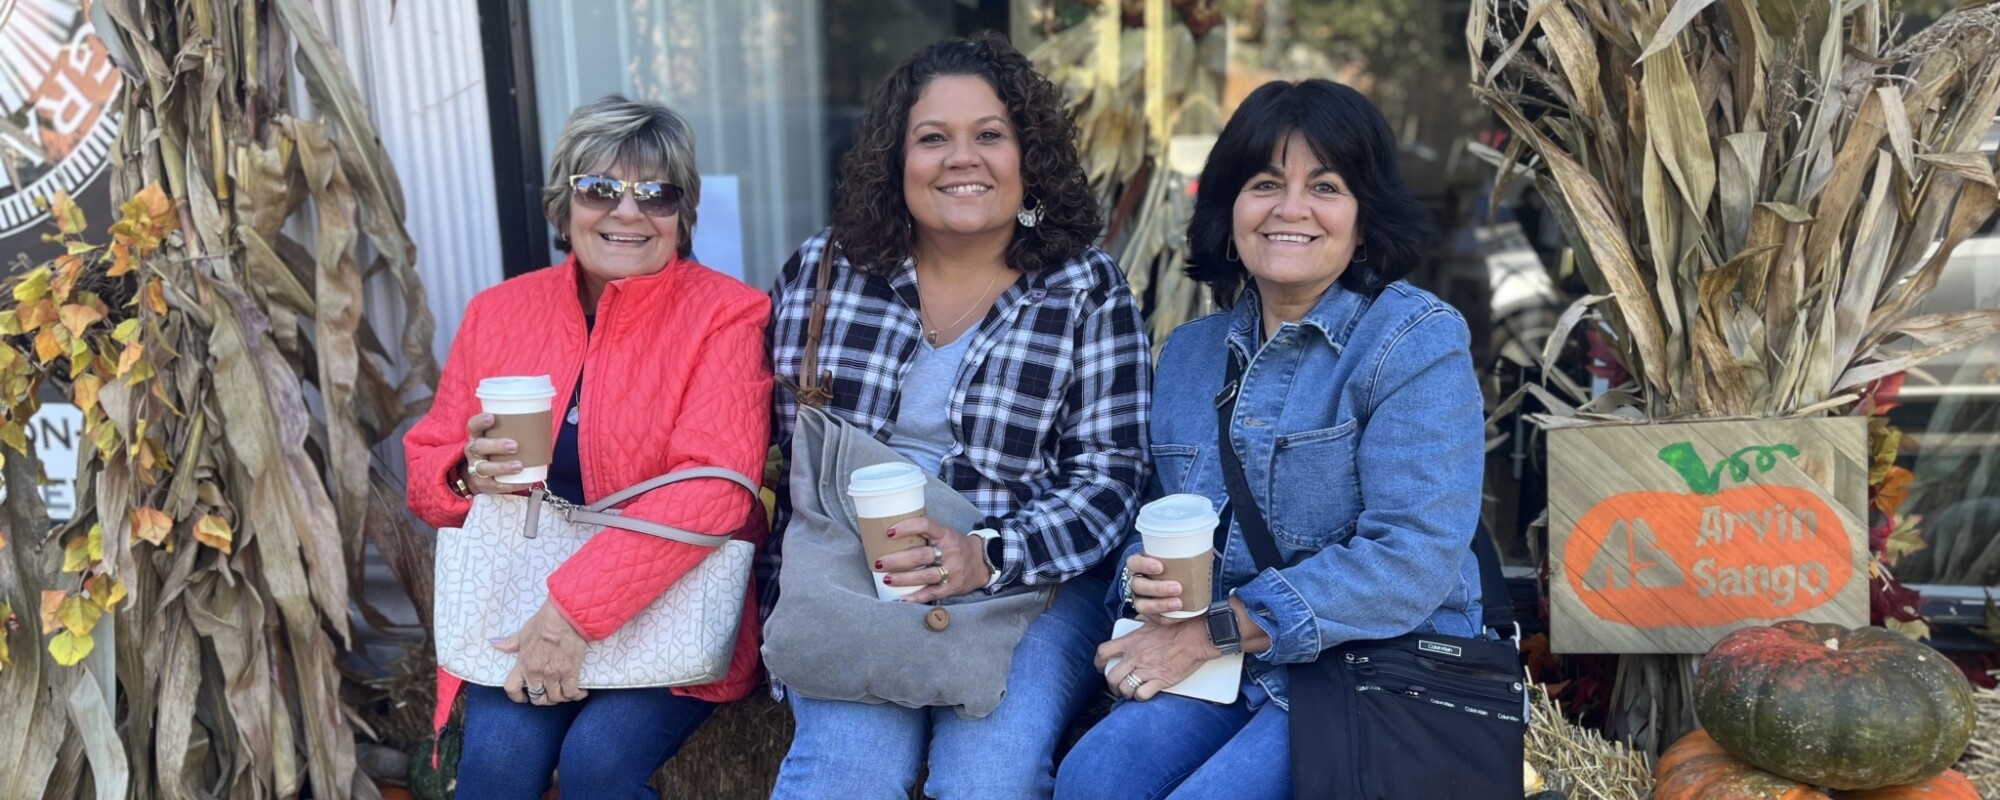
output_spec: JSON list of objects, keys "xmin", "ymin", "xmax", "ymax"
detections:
[
  {"xmin": 1187, "ymin": 79, "xmax": 1436, "ymax": 307},
  {"xmin": 829, "ymin": 32, "xmax": 1102, "ymax": 275}
]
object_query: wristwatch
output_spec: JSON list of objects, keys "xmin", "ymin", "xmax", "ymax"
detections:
[
  {"xmin": 969, "ymin": 527, "xmax": 1005, "ymax": 590},
  {"xmin": 1206, "ymin": 600, "xmax": 1242, "ymax": 656}
]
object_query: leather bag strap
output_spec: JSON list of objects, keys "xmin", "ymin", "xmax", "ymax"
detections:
[
  {"xmin": 795, "ymin": 240, "xmax": 837, "ymax": 409},
  {"xmin": 1214, "ymin": 351, "xmax": 1288, "ymax": 572},
  {"xmin": 522, "ymin": 467, "xmax": 758, "ymax": 548}
]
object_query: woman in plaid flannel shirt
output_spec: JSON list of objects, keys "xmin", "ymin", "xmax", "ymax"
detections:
[{"xmin": 764, "ymin": 34, "xmax": 1152, "ymax": 800}]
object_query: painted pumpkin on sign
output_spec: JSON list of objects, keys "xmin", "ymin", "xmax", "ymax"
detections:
[
  {"xmin": 1561, "ymin": 442, "xmax": 1858, "ymax": 629},
  {"xmin": 1694, "ymin": 621, "xmax": 1976, "ymax": 791},
  {"xmin": 1654, "ymin": 729, "xmax": 1831, "ymax": 800}
]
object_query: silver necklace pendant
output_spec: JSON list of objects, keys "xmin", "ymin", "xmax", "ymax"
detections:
[{"xmin": 566, "ymin": 405, "xmax": 580, "ymax": 425}]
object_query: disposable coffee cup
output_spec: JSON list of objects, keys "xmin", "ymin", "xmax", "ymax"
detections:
[
  {"xmin": 849, "ymin": 463, "xmax": 929, "ymax": 601},
  {"xmin": 1137, "ymin": 493, "xmax": 1219, "ymax": 618},
  {"xmin": 476, "ymin": 375, "xmax": 557, "ymax": 485}
]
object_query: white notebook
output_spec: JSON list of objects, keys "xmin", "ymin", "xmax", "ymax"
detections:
[{"xmin": 1102, "ymin": 617, "xmax": 1243, "ymax": 705}]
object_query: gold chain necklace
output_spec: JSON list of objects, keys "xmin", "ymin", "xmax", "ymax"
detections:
[{"xmin": 919, "ymin": 267, "xmax": 1003, "ymax": 345}]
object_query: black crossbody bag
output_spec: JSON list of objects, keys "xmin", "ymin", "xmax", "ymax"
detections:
[{"xmin": 1215, "ymin": 353, "xmax": 1526, "ymax": 800}]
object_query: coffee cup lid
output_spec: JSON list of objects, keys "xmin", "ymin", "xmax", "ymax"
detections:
[
  {"xmin": 476, "ymin": 375, "xmax": 556, "ymax": 400},
  {"xmin": 1137, "ymin": 493, "xmax": 1218, "ymax": 536},
  {"xmin": 848, "ymin": 462, "xmax": 926, "ymax": 497}
]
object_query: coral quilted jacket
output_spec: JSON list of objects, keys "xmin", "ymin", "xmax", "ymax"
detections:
[{"xmin": 405, "ymin": 255, "xmax": 773, "ymax": 719}]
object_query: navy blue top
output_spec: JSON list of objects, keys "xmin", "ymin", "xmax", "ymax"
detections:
[{"xmin": 544, "ymin": 316, "xmax": 591, "ymax": 504}]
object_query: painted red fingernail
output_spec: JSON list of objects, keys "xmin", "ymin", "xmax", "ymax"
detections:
[
  {"xmin": 886, "ymin": 531, "xmax": 897, "ymax": 538},
  {"xmin": 874, "ymin": 561, "xmax": 884, "ymax": 570},
  {"xmin": 883, "ymin": 575, "xmax": 893, "ymax": 585}
]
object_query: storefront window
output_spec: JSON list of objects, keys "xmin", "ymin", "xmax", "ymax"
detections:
[
  {"xmin": 1886, "ymin": 120, "xmax": 2000, "ymax": 588},
  {"xmin": 525, "ymin": 0, "xmax": 1006, "ymax": 288}
]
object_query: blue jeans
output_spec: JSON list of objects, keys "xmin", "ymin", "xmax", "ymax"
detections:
[
  {"xmin": 456, "ymin": 685, "xmax": 715, "ymax": 800},
  {"xmin": 1054, "ymin": 692, "xmax": 1291, "ymax": 800},
  {"xmin": 771, "ymin": 575, "xmax": 1112, "ymax": 800}
]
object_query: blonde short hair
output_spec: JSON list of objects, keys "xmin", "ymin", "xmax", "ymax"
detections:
[{"xmin": 541, "ymin": 95, "xmax": 700, "ymax": 257}]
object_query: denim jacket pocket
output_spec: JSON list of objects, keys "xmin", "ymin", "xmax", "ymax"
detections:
[
  {"xmin": 1151, "ymin": 444, "xmax": 1200, "ymax": 494},
  {"xmin": 1270, "ymin": 419, "xmax": 1360, "ymax": 548}
]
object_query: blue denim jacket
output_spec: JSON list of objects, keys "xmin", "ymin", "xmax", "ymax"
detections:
[{"xmin": 1135, "ymin": 281, "xmax": 1486, "ymax": 710}]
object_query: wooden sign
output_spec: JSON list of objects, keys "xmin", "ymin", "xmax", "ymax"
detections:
[{"xmin": 1548, "ymin": 418, "xmax": 1869, "ymax": 654}]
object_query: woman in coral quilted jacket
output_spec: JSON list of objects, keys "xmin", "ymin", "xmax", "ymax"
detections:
[
  {"xmin": 765, "ymin": 35, "xmax": 1152, "ymax": 799},
  {"xmin": 403, "ymin": 95, "xmax": 772, "ymax": 799}
]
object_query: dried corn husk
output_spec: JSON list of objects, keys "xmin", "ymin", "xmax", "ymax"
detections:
[{"xmin": 1470, "ymin": 0, "xmax": 2000, "ymax": 420}]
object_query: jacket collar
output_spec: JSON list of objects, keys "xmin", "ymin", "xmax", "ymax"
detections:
[
  {"xmin": 558, "ymin": 252, "xmax": 689, "ymax": 310},
  {"xmin": 1227, "ymin": 281, "xmax": 1372, "ymax": 359}
]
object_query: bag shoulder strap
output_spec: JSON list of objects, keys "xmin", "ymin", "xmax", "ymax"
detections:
[
  {"xmin": 524, "ymin": 467, "xmax": 759, "ymax": 548},
  {"xmin": 795, "ymin": 239, "xmax": 837, "ymax": 409},
  {"xmin": 1216, "ymin": 351, "xmax": 1287, "ymax": 572}
]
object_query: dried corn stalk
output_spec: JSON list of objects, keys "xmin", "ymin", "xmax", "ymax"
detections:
[
  {"xmin": 0, "ymin": 0, "xmax": 437, "ymax": 797},
  {"xmin": 1469, "ymin": 0, "xmax": 2000, "ymax": 421},
  {"xmin": 1030, "ymin": 9, "xmax": 1226, "ymax": 345}
]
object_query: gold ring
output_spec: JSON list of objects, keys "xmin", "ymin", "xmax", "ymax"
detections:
[
  {"xmin": 937, "ymin": 563, "xmax": 951, "ymax": 587},
  {"xmin": 1124, "ymin": 673, "xmax": 1143, "ymax": 692},
  {"xmin": 468, "ymin": 457, "xmax": 488, "ymax": 476}
]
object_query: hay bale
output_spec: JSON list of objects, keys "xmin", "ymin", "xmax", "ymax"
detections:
[
  {"xmin": 653, "ymin": 694, "xmax": 795, "ymax": 799},
  {"xmin": 1527, "ymin": 684, "xmax": 1654, "ymax": 800},
  {"xmin": 1959, "ymin": 677, "xmax": 2000, "ymax": 798}
]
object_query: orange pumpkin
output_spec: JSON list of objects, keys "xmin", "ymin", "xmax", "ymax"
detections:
[
  {"xmin": 1655, "ymin": 729, "xmax": 1833, "ymax": 800},
  {"xmin": 1833, "ymin": 770, "xmax": 1980, "ymax": 799}
]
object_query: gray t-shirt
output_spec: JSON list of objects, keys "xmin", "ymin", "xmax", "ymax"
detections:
[{"xmin": 886, "ymin": 332, "xmax": 975, "ymax": 476}]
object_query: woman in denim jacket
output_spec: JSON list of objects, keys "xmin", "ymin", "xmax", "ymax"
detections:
[{"xmin": 1054, "ymin": 79, "xmax": 1485, "ymax": 800}]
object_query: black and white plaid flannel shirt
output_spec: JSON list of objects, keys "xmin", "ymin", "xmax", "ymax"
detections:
[{"xmin": 760, "ymin": 229, "xmax": 1152, "ymax": 623}]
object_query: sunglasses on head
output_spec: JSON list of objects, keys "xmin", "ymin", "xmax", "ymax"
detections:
[{"xmin": 568, "ymin": 174, "xmax": 684, "ymax": 217}]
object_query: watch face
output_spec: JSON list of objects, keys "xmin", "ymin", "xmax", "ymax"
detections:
[{"xmin": 1206, "ymin": 605, "xmax": 1237, "ymax": 643}]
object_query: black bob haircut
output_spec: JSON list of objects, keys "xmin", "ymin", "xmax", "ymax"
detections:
[{"xmin": 1185, "ymin": 79, "xmax": 1436, "ymax": 307}]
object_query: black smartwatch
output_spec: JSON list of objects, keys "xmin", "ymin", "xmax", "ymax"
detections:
[{"xmin": 1206, "ymin": 600, "xmax": 1242, "ymax": 656}]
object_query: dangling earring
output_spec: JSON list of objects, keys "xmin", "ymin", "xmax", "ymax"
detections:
[
  {"xmin": 1016, "ymin": 196, "xmax": 1044, "ymax": 228},
  {"xmin": 1351, "ymin": 243, "xmax": 1369, "ymax": 264},
  {"xmin": 1225, "ymin": 239, "xmax": 1240, "ymax": 262}
]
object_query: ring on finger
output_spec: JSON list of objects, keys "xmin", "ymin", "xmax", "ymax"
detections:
[
  {"xmin": 930, "ymin": 545, "xmax": 944, "ymax": 566},
  {"xmin": 937, "ymin": 563, "xmax": 951, "ymax": 587},
  {"xmin": 1123, "ymin": 673, "xmax": 1143, "ymax": 693},
  {"xmin": 468, "ymin": 456, "xmax": 488, "ymax": 476},
  {"xmin": 525, "ymin": 685, "xmax": 546, "ymax": 698}
]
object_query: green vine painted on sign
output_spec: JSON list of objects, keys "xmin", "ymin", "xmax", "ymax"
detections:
[{"xmin": 1656, "ymin": 442, "xmax": 1802, "ymax": 496}]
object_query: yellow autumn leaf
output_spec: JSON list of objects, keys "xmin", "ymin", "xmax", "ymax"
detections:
[
  {"xmin": 0, "ymin": 310, "xmax": 18, "ymax": 335},
  {"xmin": 51, "ymin": 255, "xmax": 85, "ymax": 302},
  {"xmin": 107, "ymin": 243, "xmax": 135, "ymax": 278},
  {"xmin": 61, "ymin": 536, "xmax": 89, "ymax": 573},
  {"xmin": 33, "ymin": 328, "xmax": 61, "ymax": 364},
  {"xmin": 142, "ymin": 279, "xmax": 168, "ymax": 315},
  {"xmin": 11, "ymin": 268, "xmax": 50, "ymax": 303},
  {"xmin": 131, "ymin": 507, "xmax": 172, "ymax": 546},
  {"xmin": 195, "ymin": 514, "xmax": 234, "ymax": 554},
  {"xmin": 51, "ymin": 192, "xmax": 86, "ymax": 235},
  {"xmin": 17, "ymin": 298, "xmax": 54, "ymax": 330},
  {"xmin": 111, "ymin": 319, "xmax": 140, "ymax": 344},
  {"xmin": 57, "ymin": 595, "xmax": 100, "ymax": 636},
  {"xmin": 48, "ymin": 630, "xmax": 92, "ymax": 665},
  {"xmin": 73, "ymin": 373, "xmax": 102, "ymax": 415},
  {"xmin": 0, "ymin": 422, "xmax": 26, "ymax": 456},
  {"xmin": 86, "ymin": 574, "xmax": 125, "ymax": 611},
  {"xmin": 132, "ymin": 183, "xmax": 175, "ymax": 231},
  {"xmin": 89, "ymin": 417, "xmax": 118, "ymax": 457},
  {"xmin": 39, "ymin": 590, "xmax": 66, "ymax": 634},
  {"xmin": 86, "ymin": 522, "xmax": 102, "ymax": 561},
  {"xmin": 0, "ymin": 601, "xmax": 11, "ymax": 667},
  {"xmin": 115, "ymin": 342, "xmax": 143, "ymax": 377}
]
